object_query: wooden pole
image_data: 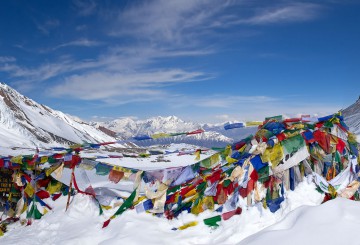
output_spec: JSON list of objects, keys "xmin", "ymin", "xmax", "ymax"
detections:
[{"xmin": 65, "ymin": 166, "xmax": 75, "ymax": 212}]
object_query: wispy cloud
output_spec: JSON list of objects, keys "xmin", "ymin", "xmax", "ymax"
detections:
[
  {"xmin": 1, "ymin": 44, "xmax": 213, "ymax": 88},
  {"xmin": 53, "ymin": 38, "xmax": 102, "ymax": 50},
  {"xmin": 36, "ymin": 19, "xmax": 60, "ymax": 35},
  {"xmin": 0, "ymin": 56, "xmax": 16, "ymax": 63},
  {"xmin": 243, "ymin": 3, "xmax": 321, "ymax": 25},
  {"xmin": 73, "ymin": 0, "xmax": 97, "ymax": 16},
  {"xmin": 49, "ymin": 69, "xmax": 209, "ymax": 103},
  {"xmin": 111, "ymin": 0, "xmax": 231, "ymax": 45},
  {"xmin": 168, "ymin": 94, "xmax": 278, "ymax": 109},
  {"xmin": 2, "ymin": 0, "xmax": 325, "ymax": 113},
  {"xmin": 110, "ymin": 1, "xmax": 322, "ymax": 46}
]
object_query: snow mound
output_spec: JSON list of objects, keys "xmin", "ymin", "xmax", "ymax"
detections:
[
  {"xmin": 1, "ymin": 180, "xmax": 326, "ymax": 245},
  {"xmin": 239, "ymin": 198, "xmax": 360, "ymax": 245}
]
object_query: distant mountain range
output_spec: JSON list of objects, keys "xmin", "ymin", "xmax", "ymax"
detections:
[
  {"xmin": 0, "ymin": 82, "xmax": 358, "ymax": 149},
  {"xmin": 92, "ymin": 98, "xmax": 360, "ymax": 147},
  {"xmin": 90, "ymin": 116, "xmax": 257, "ymax": 148},
  {"xmin": 0, "ymin": 83, "xmax": 127, "ymax": 148}
]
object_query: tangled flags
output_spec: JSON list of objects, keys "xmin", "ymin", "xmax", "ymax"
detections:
[
  {"xmin": 1, "ymin": 112, "xmax": 360, "ymax": 232},
  {"xmin": 129, "ymin": 112, "xmax": 360, "ymax": 229}
]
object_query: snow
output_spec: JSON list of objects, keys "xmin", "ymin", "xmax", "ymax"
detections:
[
  {"xmin": 2, "ymin": 166, "xmax": 343, "ymax": 245},
  {"xmin": 2, "ymin": 179, "xmax": 357, "ymax": 245},
  {"xmin": 239, "ymin": 198, "xmax": 360, "ymax": 245}
]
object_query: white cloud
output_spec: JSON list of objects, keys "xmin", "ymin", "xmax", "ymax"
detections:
[
  {"xmin": 169, "ymin": 95, "xmax": 278, "ymax": 109},
  {"xmin": 73, "ymin": 0, "xmax": 97, "ymax": 16},
  {"xmin": 0, "ymin": 56, "xmax": 16, "ymax": 63},
  {"xmin": 53, "ymin": 38, "xmax": 102, "ymax": 50},
  {"xmin": 2, "ymin": 0, "xmax": 325, "ymax": 112},
  {"xmin": 110, "ymin": 1, "xmax": 322, "ymax": 46},
  {"xmin": 36, "ymin": 19, "xmax": 60, "ymax": 35},
  {"xmin": 111, "ymin": 0, "xmax": 231, "ymax": 45},
  {"xmin": 244, "ymin": 3, "xmax": 321, "ymax": 25},
  {"xmin": 49, "ymin": 69, "xmax": 208, "ymax": 103}
]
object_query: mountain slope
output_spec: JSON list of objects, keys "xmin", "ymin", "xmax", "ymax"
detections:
[
  {"xmin": 342, "ymin": 96, "xmax": 360, "ymax": 140},
  {"xmin": 0, "ymin": 82, "xmax": 120, "ymax": 148}
]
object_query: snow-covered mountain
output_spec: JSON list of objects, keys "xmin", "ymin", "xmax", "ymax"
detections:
[
  {"xmin": 0, "ymin": 82, "xmax": 122, "ymax": 148},
  {"xmin": 91, "ymin": 116, "xmax": 258, "ymax": 148},
  {"xmin": 92, "ymin": 96, "xmax": 360, "ymax": 147},
  {"xmin": 342, "ymin": 96, "xmax": 360, "ymax": 140}
]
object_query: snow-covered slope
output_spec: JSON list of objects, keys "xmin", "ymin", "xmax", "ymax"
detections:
[
  {"xmin": 239, "ymin": 198, "xmax": 360, "ymax": 245},
  {"xmin": 91, "ymin": 116, "xmax": 258, "ymax": 148},
  {"xmin": 0, "ymin": 82, "xmax": 120, "ymax": 148},
  {"xmin": 342, "ymin": 96, "xmax": 360, "ymax": 140}
]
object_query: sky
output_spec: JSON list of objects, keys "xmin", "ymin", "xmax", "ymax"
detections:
[{"xmin": 0, "ymin": 0, "xmax": 359, "ymax": 123}]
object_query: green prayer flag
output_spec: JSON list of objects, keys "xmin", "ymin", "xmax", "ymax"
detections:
[
  {"xmin": 223, "ymin": 179, "xmax": 232, "ymax": 188},
  {"xmin": 113, "ymin": 188, "xmax": 137, "ymax": 216},
  {"xmin": 196, "ymin": 182, "xmax": 207, "ymax": 193},
  {"xmin": 27, "ymin": 204, "xmax": 43, "ymax": 219},
  {"xmin": 281, "ymin": 134, "xmax": 305, "ymax": 154},
  {"xmin": 200, "ymin": 158, "xmax": 211, "ymax": 168},
  {"xmin": 204, "ymin": 215, "xmax": 221, "ymax": 227}
]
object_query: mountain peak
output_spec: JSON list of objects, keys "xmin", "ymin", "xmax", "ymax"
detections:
[{"xmin": 0, "ymin": 82, "xmax": 119, "ymax": 147}]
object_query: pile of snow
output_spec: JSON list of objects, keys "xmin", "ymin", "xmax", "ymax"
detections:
[
  {"xmin": 1, "ymin": 179, "xmax": 329, "ymax": 245},
  {"xmin": 240, "ymin": 198, "xmax": 360, "ymax": 245}
]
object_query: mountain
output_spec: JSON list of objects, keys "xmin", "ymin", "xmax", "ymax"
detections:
[
  {"xmin": 0, "ymin": 82, "xmax": 123, "ymax": 148},
  {"xmin": 92, "ymin": 96, "xmax": 360, "ymax": 147},
  {"xmin": 91, "ymin": 116, "xmax": 258, "ymax": 148},
  {"xmin": 342, "ymin": 96, "xmax": 360, "ymax": 140}
]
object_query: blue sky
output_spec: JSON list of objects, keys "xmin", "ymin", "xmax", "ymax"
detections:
[{"xmin": 0, "ymin": 0, "xmax": 359, "ymax": 123}]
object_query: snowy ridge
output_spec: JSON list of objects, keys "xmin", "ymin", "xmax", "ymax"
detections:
[
  {"xmin": 342, "ymin": 96, "xmax": 360, "ymax": 140},
  {"xmin": 0, "ymin": 83, "xmax": 121, "ymax": 148}
]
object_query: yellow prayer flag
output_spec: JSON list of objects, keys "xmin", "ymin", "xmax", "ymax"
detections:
[
  {"xmin": 45, "ymin": 163, "xmax": 63, "ymax": 177},
  {"xmin": 237, "ymin": 144, "xmax": 247, "ymax": 153},
  {"xmin": 184, "ymin": 188, "xmax": 197, "ymax": 198},
  {"xmin": 194, "ymin": 150, "xmax": 201, "ymax": 161},
  {"xmin": 24, "ymin": 183, "xmax": 35, "ymax": 197},
  {"xmin": 178, "ymin": 221, "xmax": 198, "ymax": 230},
  {"xmin": 246, "ymin": 121, "xmax": 263, "ymax": 127},
  {"xmin": 202, "ymin": 196, "xmax": 214, "ymax": 211},
  {"xmin": 70, "ymin": 144, "xmax": 82, "ymax": 149},
  {"xmin": 210, "ymin": 153, "xmax": 220, "ymax": 165},
  {"xmin": 223, "ymin": 145, "xmax": 232, "ymax": 157},
  {"xmin": 10, "ymin": 155, "xmax": 23, "ymax": 164},
  {"xmin": 151, "ymin": 133, "xmax": 170, "ymax": 139},
  {"xmin": 261, "ymin": 143, "xmax": 284, "ymax": 167},
  {"xmin": 40, "ymin": 156, "xmax": 49, "ymax": 164},
  {"xmin": 226, "ymin": 156, "xmax": 238, "ymax": 164},
  {"xmin": 46, "ymin": 181, "xmax": 62, "ymax": 194},
  {"xmin": 113, "ymin": 165, "xmax": 132, "ymax": 173}
]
